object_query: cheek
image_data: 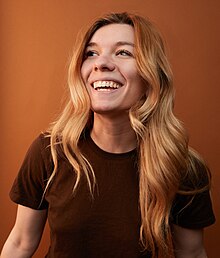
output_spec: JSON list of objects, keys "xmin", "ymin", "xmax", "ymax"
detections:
[
  {"xmin": 80, "ymin": 61, "xmax": 91, "ymax": 83},
  {"xmin": 80, "ymin": 66, "xmax": 86, "ymax": 83},
  {"xmin": 127, "ymin": 71, "xmax": 146, "ymax": 97},
  {"xmin": 125, "ymin": 68, "xmax": 144, "ymax": 88},
  {"xmin": 122, "ymin": 63, "xmax": 139, "ymax": 81}
]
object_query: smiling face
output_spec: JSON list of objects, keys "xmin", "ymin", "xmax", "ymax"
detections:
[{"xmin": 81, "ymin": 24, "xmax": 147, "ymax": 117}]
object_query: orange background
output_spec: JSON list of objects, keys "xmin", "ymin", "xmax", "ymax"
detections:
[{"xmin": 0, "ymin": 1, "xmax": 219, "ymax": 257}]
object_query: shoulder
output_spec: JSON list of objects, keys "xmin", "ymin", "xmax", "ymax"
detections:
[
  {"xmin": 9, "ymin": 133, "xmax": 53, "ymax": 209},
  {"xmin": 23, "ymin": 133, "xmax": 53, "ymax": 170},
  {"xmin": 27, "ymin": 133, "xmax": 50, "ymax": 153},
  {"xmin": 180, "ymin": 150, "xmax": 211, "ymax": 191}
]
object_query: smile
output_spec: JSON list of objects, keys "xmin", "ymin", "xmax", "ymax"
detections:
[{"xmin": 92, "ymin": 81, "xmax": 122, "ymax": 91}]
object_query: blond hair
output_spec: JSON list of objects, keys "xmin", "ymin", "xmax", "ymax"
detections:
[{"xmin": 46, "ymin": 13, "xmax": 210, "ymax": 257}]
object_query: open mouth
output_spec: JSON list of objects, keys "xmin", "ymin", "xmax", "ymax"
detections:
[{"xmin": 92, "ymin": 81, "xmax": 122, "ymax": 91}]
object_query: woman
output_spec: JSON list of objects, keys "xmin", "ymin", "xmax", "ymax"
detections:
[{"xmin": 1, "ymin": 12, "xmax": 215, "ymax": 258}]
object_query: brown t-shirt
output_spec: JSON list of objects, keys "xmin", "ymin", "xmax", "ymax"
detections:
[{"xmin": 10, "ymin": 133, "xmax": 215, "ymax": 258}]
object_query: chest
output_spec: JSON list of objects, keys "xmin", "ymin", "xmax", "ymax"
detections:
[{"xmin": 45, "ymin": 155, "xmax": 140, "ymax": 236}]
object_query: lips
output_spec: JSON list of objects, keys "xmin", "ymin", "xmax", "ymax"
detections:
[{"xmin": 92, "ymin": 80, "xmax": 122, "ymax": 91}]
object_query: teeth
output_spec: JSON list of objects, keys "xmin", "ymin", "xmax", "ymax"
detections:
[
  {"xmin": 96, "ymin": 88, "xmax": 112, "ymax": 92},
  {"xmin": 93, "ymin": 81, "xmax": 121, "ymax": 90}
]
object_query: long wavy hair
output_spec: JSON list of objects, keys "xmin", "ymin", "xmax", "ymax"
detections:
[{"xmin": 46, "ymin": 12, "xmax": 210, "ymax": 257}]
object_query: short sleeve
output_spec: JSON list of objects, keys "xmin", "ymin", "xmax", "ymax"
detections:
[
  {"xmin": 9, "ymin": 134, "xmax": 53, "ymax": 210},
  {"xmin": 170, "ymin": 190, "xmax": 215, "ymax": 229},
  {"xmin": 170, "ymin": 158, "xmax": 215, "ymax": 229}
]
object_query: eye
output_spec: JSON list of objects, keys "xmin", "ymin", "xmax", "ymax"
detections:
[
  {"xmin": 116, "ymin": 49, "xmax": 133, "ymax": 57},
  {"xmin": 84, "ymin": 50, "xmax": 98, "ymax": 58}
]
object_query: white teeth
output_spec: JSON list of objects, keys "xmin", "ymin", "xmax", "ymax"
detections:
[
  {"xmin": 93, "ymin": 81, "xmax": 121, "ymax": 90},
  {"xmin": 97, "ymin": 88, "xmax": 112, "ymax": 92}
]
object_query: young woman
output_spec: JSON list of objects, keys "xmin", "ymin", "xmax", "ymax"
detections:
[{"xmin": 1, "ymin": 12, "xmax": 215, "ymax": 258}]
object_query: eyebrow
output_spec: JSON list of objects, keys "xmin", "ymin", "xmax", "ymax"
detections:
[{"xmin": 87, "ymin": 41, "xmax": 135, "ymax": 47}]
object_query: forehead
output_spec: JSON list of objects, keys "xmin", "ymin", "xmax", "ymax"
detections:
[{"xmin": 89, "ymin": 24, "xmax": 135, "ymax": 45}]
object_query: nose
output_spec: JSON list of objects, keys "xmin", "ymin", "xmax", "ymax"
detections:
[{"xmin": 93, "ymin": 56, "xmax": 115, "ymax": 72}]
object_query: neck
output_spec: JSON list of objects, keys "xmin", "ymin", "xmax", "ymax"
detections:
[{"xmin": 90, "ymin": 113, "xmax": 137, "ymax": 153}]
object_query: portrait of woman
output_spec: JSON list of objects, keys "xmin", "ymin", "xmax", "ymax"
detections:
[{"xmin": 0, "ymin": 9, "xmax": 217, "ymax": 258}]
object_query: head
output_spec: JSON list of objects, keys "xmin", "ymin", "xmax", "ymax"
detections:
[{"xmin": 68, "ymin": 12, "xmax": 173, "ymax": 130}]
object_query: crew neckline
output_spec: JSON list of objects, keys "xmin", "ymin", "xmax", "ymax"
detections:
[{"xmin": 84, "ymin": 131, "xmax": 137, "ymax": 160}]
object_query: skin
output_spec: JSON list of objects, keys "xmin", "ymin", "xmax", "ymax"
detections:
[
  {"xmin": 1, "ymin": 24, "xmax": 208, "ymax": 258},
  {"xmin": 81, "ymin": 24, "xmax": 146, "ymax": 153},
  {"xmin": 172, "ymin": 225, "xmax": 208, "ymax": 258},
  {"xmin": 1, "ymin": 205, "xmax": 47, "ymax": 257}
]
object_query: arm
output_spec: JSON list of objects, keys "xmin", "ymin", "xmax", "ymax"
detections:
[
  {"xmin": 171, "ymin": 224, "xmax": 207, "ymax": 258},
  {"xmin": 1, "ymin": 205, "xmax": 47, "ymax": 258}
]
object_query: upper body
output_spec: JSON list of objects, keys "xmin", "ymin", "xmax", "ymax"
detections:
[
  {"xmin": 1, "ymin": 12, "xmax": 215, "ymax": 258},
  {"xmin": 1, "ymin": 132, "xmax": 215, "ymax": 258}
]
